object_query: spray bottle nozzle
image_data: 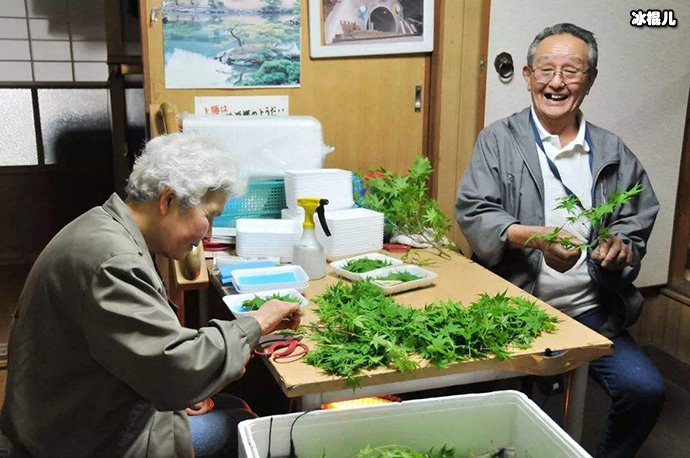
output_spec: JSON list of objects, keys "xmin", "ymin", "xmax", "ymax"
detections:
[
  {"xmin": 316, "ymin": 199, "xmax": 331, "ymax": 237},
  {"xmin": 296, "ymin": 197, "xmax": 331, "ymax": 237}
]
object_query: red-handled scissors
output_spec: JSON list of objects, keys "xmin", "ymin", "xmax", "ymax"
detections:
[{"xmin": 254, "ymin": 334, "xmax": 308, "ymax": 362}]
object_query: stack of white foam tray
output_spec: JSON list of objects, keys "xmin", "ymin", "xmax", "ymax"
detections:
[
  {"xmin": 282, "ymin": 207, "xmax": 384, "ymax": 260},
  {"xmin": 284, "ymin": 169, "xmax": 353, "ymax": 210},
  {"xmin": 235, "ymin": 218, "xmax": 301, "ymax": 262}
]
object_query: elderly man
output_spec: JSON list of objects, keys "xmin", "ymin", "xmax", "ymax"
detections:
[
  {"xmin": 457, "ymin": 23, "xmax": 664, "ymax": 457},
  {"xmin": 1, "ymin": 133, "xmax": 301, "ymax": 457}
]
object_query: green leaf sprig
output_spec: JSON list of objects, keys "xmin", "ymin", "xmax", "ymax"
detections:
[
  {"xmin": 342, "ymin": 258, "xmax": 393, "ymax": 273},
  {"xmin": 400, "ymin": 251, "xmax": 437, "ymax": 267},
  {"xmin": 360, "ymin": 156, "xmax": 456, "ymax": 259},
  {"xmin": 372, "ymin": 271, "xmax": 421, "ymax": 283},
  {"xmin": 241, "ymin": 293, "xmax": 300, "ymax": 311},
  {"xmin": 304, "ymin": 282, "xmax": 559, "ymax": 387},
  {"xmin": 526, "ymin": 182, "xmax": 643, "ymax": 252}
]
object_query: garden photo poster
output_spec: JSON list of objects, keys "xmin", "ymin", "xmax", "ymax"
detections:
[{"xmin": 162, "ymin": 0, "xmax": 301, "ymax": 89}]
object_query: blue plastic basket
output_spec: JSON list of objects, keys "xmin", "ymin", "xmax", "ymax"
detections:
[{"xmin": 213, "ymin": 180, "xmax": 286, "ymax": 229}]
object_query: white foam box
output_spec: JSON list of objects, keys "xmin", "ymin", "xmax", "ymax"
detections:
[{"xmin": 238, "ymin": 390, "xmax": 591, "ymax": 458}]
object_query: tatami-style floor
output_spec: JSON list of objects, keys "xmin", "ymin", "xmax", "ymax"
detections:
[{"xmin": 0, "ymin": 264, "xmax": 688, "ymax": 457}]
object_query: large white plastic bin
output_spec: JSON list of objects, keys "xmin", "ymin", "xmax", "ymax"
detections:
[{"xmin": 238, "ymin": 391, "xmax": 591, "ymax": 458}]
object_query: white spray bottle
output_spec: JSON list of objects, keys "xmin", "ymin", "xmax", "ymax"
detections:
[{"xmin": 293, "ymin": 197, "xmax": 331, "ymax": 280}]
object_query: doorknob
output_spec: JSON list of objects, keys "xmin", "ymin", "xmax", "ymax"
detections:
[{"xmin": 494, "ymin": 52, "xmax": 514, "ymax": 82}]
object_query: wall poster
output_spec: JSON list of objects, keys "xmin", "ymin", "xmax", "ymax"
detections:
[
  {"xmin": 162, "ymin": 1, "xmax": 301, "ymax": 89},
  {"xmin": 309, "ymin": 0, "xmax": 433, "ymax": 58}
]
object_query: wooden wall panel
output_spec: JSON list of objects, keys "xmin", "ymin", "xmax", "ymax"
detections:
[
  {"xmin": 678, "ymin": 304, "xmax": 690, "ymax": 363},
  {"xmin": 661, "ymin": 298, "xmax": 683, "ymax": 356},
  {"xmin": 632, "ymin": 291, "xmax": 690, "ymax": 365},
  {"xmin": 140, "ymin": 0, "xmax": 428, "ymax": 176}
]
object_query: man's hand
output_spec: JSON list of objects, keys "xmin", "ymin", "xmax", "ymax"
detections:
[
  {"xmin": 507, "ymin": 225, "xmax": 582, "ymax": 272},
  {"xmin": 540, "ymin": 236, "xmax": 582, "ymax": 272},
  {"xmin": 186, "ymin": 398, "xmax": 214, "ymax": 416},
  {"xmin": 591, "ymin": 235, "xmax": 633, "ymax": 270},
  {"xmin": 252, "ymin": 299, "xmax": 301, "ymax": 335}
]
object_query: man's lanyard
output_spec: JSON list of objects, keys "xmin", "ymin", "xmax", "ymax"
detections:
[{"xmin": 529, "ymin": 111, "xmax": 593, "ymax": 210}]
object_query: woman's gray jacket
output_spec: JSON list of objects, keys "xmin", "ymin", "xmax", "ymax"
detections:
[
  {"xmin": 456, "ymin": 107, "xmax": 659, "ymax": 337},
  {"xmin": 1, "ymin": 193, "xmax": 262, "ymax": 457}
]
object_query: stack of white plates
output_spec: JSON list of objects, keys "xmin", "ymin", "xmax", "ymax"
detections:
[
  {"xmin": 235, "ymin": 218, "xmax": 301, "ymax": 262},
  {"xmin": 282, "ymin": 207, "xmax": 384, "ymax": 260},
  {"xmin": 285, "ymin": 169, "xmax": 354, "ymax": 210}
]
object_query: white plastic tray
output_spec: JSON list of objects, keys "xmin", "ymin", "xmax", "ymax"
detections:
[
  {"xmin": 360, "ymin": 264, "xmax": 437, "ymax": 295},
  {"xmin": 235, "ymin": 218, "xmax": 301, "ymax": 235},
  {"xmin": 231, "ymin": 265, "xmax": 309, "ymax": 293},
  {"xmin": 222, "ymin": 288, "xmax": 309, "ymax": 318},
  {"xmin": 330, "ymin": 252, "xmax": 403, "ymax": 281}
]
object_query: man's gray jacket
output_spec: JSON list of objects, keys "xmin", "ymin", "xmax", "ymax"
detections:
[{"xmin": 456, "ymin": 107, "xmax": 659, "ymax": 337}]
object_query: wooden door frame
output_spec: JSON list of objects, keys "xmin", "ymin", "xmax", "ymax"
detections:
[
  {"xmin": 667, "ymin": 89, "xmax": 690, "ymax": 295},
  {"xmin": 428, "ymin": 0, "xmax": 490, "ymax": 255}
]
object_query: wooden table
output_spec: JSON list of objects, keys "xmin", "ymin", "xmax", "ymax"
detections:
[{"xmin": 207, "ymin": 250, "xmax": 612, "ymax": 441}]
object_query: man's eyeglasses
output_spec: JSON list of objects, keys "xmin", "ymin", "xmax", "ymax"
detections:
[{"xmin": 531, "ymin": 66, "xmax": 590, "ymax": 84}]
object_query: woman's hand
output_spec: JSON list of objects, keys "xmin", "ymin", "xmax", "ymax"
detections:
[
  {"xmin": 252, "ymin": 299, "xmax": 302, "ymax": 335},
  {"xmin": 186, "ymin": 398, "xmax": 214, "ymax": 416}
]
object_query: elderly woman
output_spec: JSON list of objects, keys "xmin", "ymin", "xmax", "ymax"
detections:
[{"xmin": 1, "ymin": 133, "xmax": 300, "ymax": 457}]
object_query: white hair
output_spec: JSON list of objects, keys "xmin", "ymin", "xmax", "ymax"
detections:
[
  {"xmin": 126, "ymin": 132, "xmax": 246, "ymax": 209},
  {"xmin": 527, "ymin": 23, "xmax": 598, "ymax": 70}
]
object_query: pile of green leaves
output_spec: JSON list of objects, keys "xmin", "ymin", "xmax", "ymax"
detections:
[
  {"xmin": 526, "ymin": 182, "xmax": 643, "ymax": 251},
  {"xmin": 350, "ymin": 445, "xmax": 456, "ymax": 458},
  {"xmin": 304, "ymin": 282, "xmax": 558, "ymax": 387},
  {"xmin": 360, "ymin": 156, "xmax": 454, "ymax": 259},
  {"xmin": 241, "ymin": 293, "xmax": 300, "ymax": 311},
  {"xmin": 342, "ymin": 258, "xmax": 393, "ymax": 273},
  {"xmin": 372, "ymin": 271, "xmax": 421, "ymax": 283},
  {"xmin": 322, "ymin": 445, "xmax": 514, "ymax": 458}
]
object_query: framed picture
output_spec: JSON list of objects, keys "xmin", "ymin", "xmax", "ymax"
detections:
[
  {"xmin": 161, "ymin": 0, "xmax": 302, "ymax": 89},
  {"xmin": 309, "ymin": 0, "xmax": 434, "ymax": 58}
]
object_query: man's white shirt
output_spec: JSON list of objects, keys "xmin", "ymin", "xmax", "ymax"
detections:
[{"xmin": 531, "ymin": 106, "xmax": 599, "ymax": 317}]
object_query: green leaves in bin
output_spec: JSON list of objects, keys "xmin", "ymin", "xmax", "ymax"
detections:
[
  {"xmin": 241, "ymin": 293, "xmax": 300, "ymax": 311},
  {"xmin": 351, "ymin": 444, "xmax": 457, "ymax": 457},
  {"xmin": 342, "ymin": 258, "xmax": 393, "ymax": 273}
]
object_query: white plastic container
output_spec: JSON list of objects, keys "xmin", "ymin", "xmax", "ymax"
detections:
[
  {"xmin": 222, "ymin": 288, "xmax": 308, "ymax": 318},
  {"xmin": 360, "ymin": 264, "xmax": 438, "ymax": 295},
  {"xmin": 284, "ymin": 169, "xmax": 354, "ymax": 210},
  {"xmin": 238, "ymin": 391, "xmax": 591, "ymax": 458},
  {"xmin": 182, "ymin": 115, "xmax": 333, "ymax": 179},
  {"xmin": 330, "ymin": 252, "xmax": 404, "ymax": 281},
  {"xmin": 231, "ymin": 265, "xmax": 309, "ymax": 293},
  {"xmin": 235, "ymin": 218, "xmax": 301, "ymax": 262}
]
